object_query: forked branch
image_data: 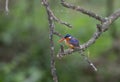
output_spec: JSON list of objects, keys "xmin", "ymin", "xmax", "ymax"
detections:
[
  {"xmin": 42, "ymin": 0, "xmax": 120, "ymax": 81},
  {"xmin": 60, "ymin": 0, "xmax": 106, "ymax": 22}
]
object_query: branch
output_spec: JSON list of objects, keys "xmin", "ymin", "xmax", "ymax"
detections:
[
  {"xmin": 43, "ymin": 0, "xmax": 120, "ymax": 76},
  {"xmin": 5, "ymin": 0, "xmax": 9, "ymax": 15},
  {"xmin": 57, "ymin": 48, "xmax": 97, "ymax": 71},
  {"xmin": 81, "ymin": 9, "xmax": 120, "ymax": 49},
  {"xmin": 42, "ymin": 0, "xmax": 58, "ymax": 82},
  {"xmin": 60, "ymin": 0, "xmax": 105, "ymax": 22},
  {"xmin": 41, "ymin": 0, "xmax": 72, "ymax": 28},
  {"xmin": 53, "ymin": 31, "xmax": 63, "ymax": 38},
  {"xmin": 106, "ymin": 0, "xmax": 118, "ymax": 39},
  {"xmin": 102, "ymin": 9, "xmax": 120, "ymax": 31},
  {"xmin": 80, "ymin": 51, "xmax": 97, "ymax": 71},
  {"xmin": 57, "ymin": 9, "xmax": 120, "ymax": 68},
  {"xmin": 52, "ymin": 13, "xmax": 72, "ymax": 28}
]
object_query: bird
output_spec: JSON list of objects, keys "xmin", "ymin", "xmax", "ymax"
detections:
[{"xmin": 59, "ymin": 34, "xmax": 80, "ymax": 49}]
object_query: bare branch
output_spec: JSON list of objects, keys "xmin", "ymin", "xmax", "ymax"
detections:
[
  {"xmin": 52, "ymin": 13, "xmax": 72, "ymax": 28},
  {"xmin": 5, "ymin": 0, "xmax": 9, "ymax": 15},
  {"xmin": 79, "ymin": 51, "xmax": 97, "ymax": 71},
  {"xmin": 57, "ymin": 48, "xmax": 97, "ymax": 71},
  {"xmin": 81, "ymin": 10, "xmax": 120, "ymax": 49},
  {"xmin": 57, "ymin": 9, "xmax": 120, "ymax": 69},
  {"xmin": 109, "ymin": 9, "xmax": 120, "ymax": 21},
  {"xmin": 60, "ymin": 0, "xmax": 105, "ymax": 22},
  {"xmin": 41, "ymin": 0, "xmax": 72, "ymax": 28},
  {"xmin": 57, "ymin": 48, "xmax": 74, "ymax": 59},
  {"xmin": 102, "ymin": 9, "xmax": 120, "ymax": 31},
  {"xmin": 53, "ymin": 31, "xmax": 63, "ymax": 38},
  {"xmin": 42, "ymin": 0, "xmax": 58, "ymax": 82},
  {"xmin": 57, "ymin": 45, "xmax": 65, "ymax": 59},
  {"xmin": 43, "ymin": 0, "xmax": 120, "ymax": 78}
]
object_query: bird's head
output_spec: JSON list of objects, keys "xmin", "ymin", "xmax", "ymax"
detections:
[{"xmin": 59, "ymin": 34, "xmax": 71, "ymax": 42}]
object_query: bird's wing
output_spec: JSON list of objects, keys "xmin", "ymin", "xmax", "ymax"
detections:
[{"xmin": 69, "ymin": 37, "xmax": 79, "ymax": 47}]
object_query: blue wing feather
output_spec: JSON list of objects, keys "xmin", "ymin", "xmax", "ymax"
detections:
[{"xmin": 69, "ymin": 37, "xmax": 79, "ymax": 47}]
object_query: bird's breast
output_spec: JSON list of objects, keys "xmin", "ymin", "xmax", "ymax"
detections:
[{"xmin": 64, "ymin": 39, "xmax": 74, "ymax": 48}]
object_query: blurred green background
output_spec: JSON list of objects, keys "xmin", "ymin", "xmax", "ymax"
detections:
[{"xmin": 0, "ymin": 0, "xmax": 120, "ymax": 82}]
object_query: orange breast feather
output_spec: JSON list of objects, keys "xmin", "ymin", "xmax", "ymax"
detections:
[{"xmin": 65, "ymin": 38, "xmax": 74, "ymax": 49}]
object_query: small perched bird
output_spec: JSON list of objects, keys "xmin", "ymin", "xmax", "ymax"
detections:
[
  {"xmin": 59, "ymin": 34, "xmax": 97, "ymax": 71},
  {"xmin": 59, "ymin": 34, "xmax": 80, "ymax": 49}
]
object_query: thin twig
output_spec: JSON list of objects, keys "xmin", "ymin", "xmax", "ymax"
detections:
[
  {"xmin": 41, "ymin": 0, "xmax": 72, "ymax": 28},
  {"xmin": 79, "ymin": 51, "xmax": 97, "ymax": 71},
  {"xmin": 52, "ymin": 13, "xmax": 72, "ymax": 28},
  {"xmin": 5, "ymin": 0, "xmax": 9, "ymax": 15},
  {"xmin": 53, "ymin": 31, "xmax": 63, "ymax": 38},
  {"xmin": 57, "ymin": 45, "xmax": 65, "ymax": 59}
]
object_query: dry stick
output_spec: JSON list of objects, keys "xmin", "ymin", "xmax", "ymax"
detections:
[
  {"xmin": 57, "ymin": 45, "xmax": 65, "ymax": 59},
  {"xmin": 53, "ymin": 31, "xmax": 63, "ymax": 38},
  {"xmin": 42, "ymin": 0, "xmax": 58, "ymax": 82},
  {"xmin": 41, "ymin": 0, "xmax": 72, "ymax": 28},
  {"xmin": 106, "ymin": 0, "xmax": 117, "ymax": 38},
  {"xmin": 57, "ymin": 9, "xmax": 120, "ymax": 67},
  {"xmin": 57, "ymin": 1, "xmax": 120, "ymax": 71},
  {"xmin": 81, "ymin": 29, "xmax": 101, "ymax": 49},
  {"xmin": 42, "ymin": 0, "xmax": 120, "ymax": 77},
  {"xmin": 52, "ymin": 12, "xmax": 72, "ymax": 28},
  {"xmin": 60, "ymin": 0, "xmax": 106, "ymax": 22},
  {"xmin": 79, "ymin": 50, "xmax": 97, "ymax": 71},
  {"xmin": 5, "ymin": 0, "xmax": 9, "ymax": 15},
  {"xmin": 81, "ymin": 11, "xmax": 120, "ymax": 49},
  {"xmin": 78, "ymin": 9, "xmax": 120, "ymax": 50},
  {"xmin": 102, "ymin": 9, "xmax": 120, "ymax": 31},
  {"xmin": 57, "ymin": 47, "xmax": 97, "ymax": 71}
]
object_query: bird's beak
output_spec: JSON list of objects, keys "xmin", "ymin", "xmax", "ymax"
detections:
[{"xmin": 59, "ymin": 38, "xmax": 65, "ymax": 42}]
